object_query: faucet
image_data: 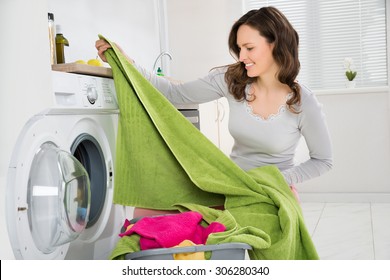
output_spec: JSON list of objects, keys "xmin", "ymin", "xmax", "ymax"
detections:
[{"xmin": 153, "ymin": 51, "xmax": 173, "ymax": 73}]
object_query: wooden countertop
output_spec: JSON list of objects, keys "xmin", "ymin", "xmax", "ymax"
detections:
[{"xmin": 52, "ymin": 63, "xmax": 113, "ymax": 78}]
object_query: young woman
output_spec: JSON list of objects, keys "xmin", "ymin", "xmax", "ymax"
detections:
[{"xmin": 96, "ymin": 6, "xmax": 333, "ymax": 202}]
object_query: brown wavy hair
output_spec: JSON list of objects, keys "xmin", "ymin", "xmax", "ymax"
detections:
[{"xmin": 225, "ymin": 6, "xmax": 301, "ymax": 113}]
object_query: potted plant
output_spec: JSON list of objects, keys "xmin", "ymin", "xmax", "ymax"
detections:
[{"xmin": 344, "ymin": 57, "xmax": 357, "ymax": 88}]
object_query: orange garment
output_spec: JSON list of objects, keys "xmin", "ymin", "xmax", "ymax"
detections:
[{"xmin": 173, "ymin": 240, "xmax": 205, "ymax": 260}]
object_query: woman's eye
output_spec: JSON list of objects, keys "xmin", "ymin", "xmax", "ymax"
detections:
[{"xmin": 247, "ymin": 47, "xmax": 254, "ymax": 51}]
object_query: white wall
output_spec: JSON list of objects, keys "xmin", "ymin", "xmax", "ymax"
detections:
[
  {"xmin": 297, "ymin": 89, "xmax": 390, "ymax": 202},
  {"xmin": 48, "ymin": 0, "xmax": 161, "ymax": 70},
  {"xmin": 165, "ymin": 0, "xmax": 241, "ymax": 81}
]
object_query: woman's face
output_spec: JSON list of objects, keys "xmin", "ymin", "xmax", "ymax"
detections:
[{"xmin": 237, "ymin": 24, "xmax": 277, "ymax": 78}]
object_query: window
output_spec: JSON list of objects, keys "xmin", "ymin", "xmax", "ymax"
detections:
[{"xmin": 243, "ymin": 0, "xmax": 388, "ymax": 90}]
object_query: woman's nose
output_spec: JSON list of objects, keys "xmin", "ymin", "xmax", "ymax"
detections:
[{"xmin": 239, "ymin": 50, "xmax": 246, "ymax": 62}]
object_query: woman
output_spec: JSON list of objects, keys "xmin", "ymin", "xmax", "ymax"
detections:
[{"xmin": 96, "ymin": 6, "xmax": 333, "ymax": 202}]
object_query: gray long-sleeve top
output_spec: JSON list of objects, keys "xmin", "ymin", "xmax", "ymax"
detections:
[{"xmin": 135, "ymin": 65, "xmax": 333, "ymax": 185}]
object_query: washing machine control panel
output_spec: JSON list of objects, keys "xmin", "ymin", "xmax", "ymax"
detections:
[{"xmin": 51, "ymin": 71, "xmax": 118, "ymax": 110}]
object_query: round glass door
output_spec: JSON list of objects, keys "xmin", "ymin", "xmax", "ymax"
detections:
[
  {"xmin": 71, "ymin": 133, "xmax": 107, "ymax": 229},
  {"xmin": 27, "ymin": 142, "xmax": 91, "ymax": 254}
]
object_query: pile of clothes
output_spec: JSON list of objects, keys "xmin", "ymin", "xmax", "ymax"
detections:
[{"xmin": 118, "ymin": 211, "xmax": 226, "ymax": 260}]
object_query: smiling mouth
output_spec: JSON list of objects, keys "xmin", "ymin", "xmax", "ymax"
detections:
[{"xmin": 245, "ymin": 63, "xmax": 254, "ymax": 69}]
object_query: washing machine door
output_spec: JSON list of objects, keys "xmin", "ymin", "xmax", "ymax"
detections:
[{"xmin": 6, "ymin": 115, "xmax": 91, "ymax": 259}]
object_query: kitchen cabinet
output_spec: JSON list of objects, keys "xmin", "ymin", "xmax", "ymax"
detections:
[{"xmin": 200, "ymin": 99, "xmax": 234, "ymax": 156}]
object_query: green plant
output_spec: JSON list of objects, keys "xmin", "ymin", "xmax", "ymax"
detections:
[
  {"xmin": 345, "ymin": 70, "xmax": 357, "ymax": 81},
  {"xmin": 344, "ymin": 58, "xmax": 357, "ymax": 81}
]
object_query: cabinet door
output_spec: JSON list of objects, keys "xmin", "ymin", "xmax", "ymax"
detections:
[
  {"xmin": 199, "ymin": 101, "xmax": 219, "ymax": 147},
  {"xmin": 199, "ymin": 99, "xmax": 233, "ymax": 156},
  {"xmin": 217, "ymin": 98, "xmax": 234, "ymax": 156}
]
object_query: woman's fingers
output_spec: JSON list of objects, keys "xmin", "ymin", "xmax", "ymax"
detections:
[
  {"xmin": 95, "ymin": 39, "xmax": 111, "ymax": 62},
  {"xmin": 95, "ymin": 39, "xmax": 134, "ymax": 64}
]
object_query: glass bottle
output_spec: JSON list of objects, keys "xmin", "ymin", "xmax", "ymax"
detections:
[
  {"xmin": 48, "ymin": 13, "xmax": 56, "ymax": 64},
  {"xmin": 55, "ymin": 25, "xmax": 69, "ymax": 64}
]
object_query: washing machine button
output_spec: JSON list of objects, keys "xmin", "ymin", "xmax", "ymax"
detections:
[{"xmin": 86, "ymin": 85, "xmax": 98, "ymax": 105}]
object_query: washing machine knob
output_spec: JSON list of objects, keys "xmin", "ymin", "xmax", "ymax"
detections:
[{"xmin": 86, "ymin": 85, "xmax": 98, "ymax": 104}]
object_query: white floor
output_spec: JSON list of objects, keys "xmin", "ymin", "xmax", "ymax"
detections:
[{"xmin": 301, "ymin": 202, "xmax": 390, "ymax": 260}]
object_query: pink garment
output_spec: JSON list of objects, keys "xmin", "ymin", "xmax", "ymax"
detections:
[{"xmin": 119, "ymin": 211, "xmax": 226, "ymax": 250}]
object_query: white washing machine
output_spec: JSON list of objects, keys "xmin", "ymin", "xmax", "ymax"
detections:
[{"xmin": 5, "ymin": 71, "xmax": 124, "ymax": 259}]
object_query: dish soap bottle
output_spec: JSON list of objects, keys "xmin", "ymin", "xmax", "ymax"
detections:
[
  {"xmin": 55, "ymin": 25, "xmax": 69, "ymax": 64},
  {"xmin": 156, "ymin": 67, "xmax": 164, "ymax": 76}
]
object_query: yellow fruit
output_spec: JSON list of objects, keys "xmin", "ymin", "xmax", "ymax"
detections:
[
  {"xmin": 75, "ymin": 60, "xmax": 86, "ymax": 64},
  {"xmin": 87, "ymin": 58, "xmax": 103, "ymax": 67}
]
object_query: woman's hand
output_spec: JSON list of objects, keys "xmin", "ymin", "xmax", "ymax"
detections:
[
  {"xmin": 95, "ymin": 39, "xmax": 135, "ymax": 64},
  {"xmin": 95, "ymin": 39, "xmax": 112, "ymax": 62}
]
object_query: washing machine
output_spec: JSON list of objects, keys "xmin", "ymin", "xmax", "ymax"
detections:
[{"xmin": 5, "ymin": 70, "xmax": 124, "ymax": 259}]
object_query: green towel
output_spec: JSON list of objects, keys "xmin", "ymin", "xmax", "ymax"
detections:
[{"xmin": 101, "ymin": 35, "xmax": 319, "ymax": 260}]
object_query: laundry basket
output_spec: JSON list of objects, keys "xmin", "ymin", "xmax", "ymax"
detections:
[
  {"xmin": 122, "ymin": 215, "xmax": 251, "ymax": 260},
  {"xmin": 125, "ymin": 242, "xmax": 252, "ymax": 260}
]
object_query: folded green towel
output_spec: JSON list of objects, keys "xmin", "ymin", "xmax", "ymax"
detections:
[{"xmin": 101, "ymin": 35, "xmax": 319, "ymax": 260}]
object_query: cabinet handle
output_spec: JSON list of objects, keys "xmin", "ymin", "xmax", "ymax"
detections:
[
  {"xmin": 219, "ymin": 101, "xmax": 225, "ymax": 122},
  {"xmin": 215, "ymin": 100, "xmax": 220, "ymax": 122}
]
